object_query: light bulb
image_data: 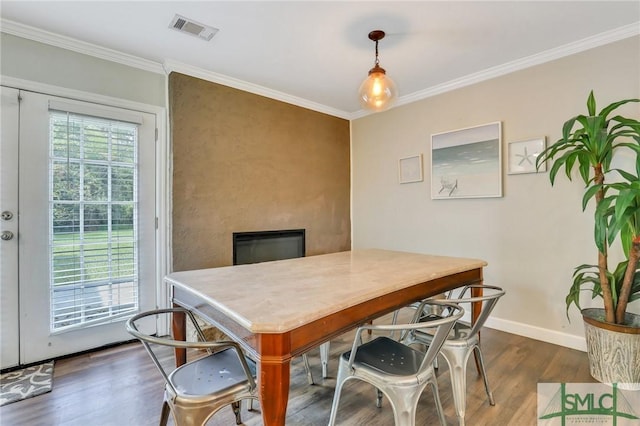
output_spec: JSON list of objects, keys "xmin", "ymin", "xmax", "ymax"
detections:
[{"xmin": 358, "ymin": 69, "xmax": 398, "ymax": 112}]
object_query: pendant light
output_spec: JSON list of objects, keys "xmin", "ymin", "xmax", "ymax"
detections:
[{"xmin": 358, "ymin": 30, "xmax": 398, "ymax": 112}]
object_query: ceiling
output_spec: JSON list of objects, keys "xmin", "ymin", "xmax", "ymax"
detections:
[{"xmin": 1, "ymin": 1, "xmax": 639, "ymax": 118}]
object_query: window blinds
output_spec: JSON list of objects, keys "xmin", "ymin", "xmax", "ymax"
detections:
[{"xmin": 49, "ymin": 110, "xmax": 139, "ymax": 331}]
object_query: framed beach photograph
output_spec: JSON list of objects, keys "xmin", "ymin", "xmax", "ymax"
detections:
[
  {"xmin": 508, "ymin": 137, "xmax": 546, "ymax": 174},
  {"xmin": 398, "ymin": 154, "xmax": 423, "ymax": 184},
  {"xmin": 431, "ymin": 122, "xmax": 502, "ymax": 199}
]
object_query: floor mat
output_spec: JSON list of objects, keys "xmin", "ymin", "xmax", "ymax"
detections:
[{"xmin": 0, "ymin": 361, "xmax": 54, "ymax": 406}]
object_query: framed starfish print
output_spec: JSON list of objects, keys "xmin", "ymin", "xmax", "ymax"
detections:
[{"xmin": 508, "ymin": 137, "xmax": 546, "ymax": 174}]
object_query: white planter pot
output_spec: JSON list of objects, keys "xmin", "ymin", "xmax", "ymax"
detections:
[{"xmin": 582, "ymin": 308, "xmax": 640, "ymax": 391}]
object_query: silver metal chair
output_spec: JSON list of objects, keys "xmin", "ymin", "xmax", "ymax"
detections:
[
  {"xmin": 328, "ymin": 300, "xmax": 464, "ymax": 426},
  {"xmin": 402, "ymin": 284, "xmax": 505, "ymax": 426},
  {"xmin": 302, "ymin": 341, "xmax": 331, "ymax": 384},
  {"xmin": 126, "ymin": 308, "xmax": 258, "ymax": 426}
]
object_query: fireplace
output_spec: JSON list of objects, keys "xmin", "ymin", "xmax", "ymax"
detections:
[{"xmin": 232, "ymin": 229, "xmax": 305, "ymax": 265}]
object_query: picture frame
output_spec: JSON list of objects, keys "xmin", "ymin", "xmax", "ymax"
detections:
[
  {"xmin": 508, "ymin": 137, "xmax": 546, "ymax": 174},
  {"xmin": 398, "ymin": 154, "xmax": 423, "ymax": 184},
  {"xmin": 431, "ymin": 122, "xmax": 502, "ymax": 199}
]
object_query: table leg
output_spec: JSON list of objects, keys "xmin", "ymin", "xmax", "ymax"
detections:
[
  {"xmin": 259, "ymin": 357, "xmax": 291, "ymax": 426},
  {"xmin": 172, "ymin": 303, "xmax": 187, "ymax": 367}
]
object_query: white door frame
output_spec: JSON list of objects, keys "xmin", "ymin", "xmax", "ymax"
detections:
[{"xmin": 0, "ymin": 76, "xmax": 170, "ymax": 366}]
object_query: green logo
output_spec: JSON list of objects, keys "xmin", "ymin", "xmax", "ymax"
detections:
[{"xmin": 538, "ymin": 383, "xmax": 639, "ymax": 425}]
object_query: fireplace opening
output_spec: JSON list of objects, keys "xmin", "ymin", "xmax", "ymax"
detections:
[{"xmin": 232, "ymin": 229, "xmax": 305, "ymax": 265}]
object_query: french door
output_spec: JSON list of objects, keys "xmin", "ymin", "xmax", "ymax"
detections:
[
  {"xmin": 1, "ymin": 87, "xmax": 20, "ymax": 368},
  {"xmin": 1, "ymin": 86, "xmax": 157, "ymax": 368}
]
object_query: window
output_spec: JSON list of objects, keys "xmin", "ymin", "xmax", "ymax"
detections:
[{"xmin": 49, "ymin": 110, "xmax": 140, "ymax": 331}]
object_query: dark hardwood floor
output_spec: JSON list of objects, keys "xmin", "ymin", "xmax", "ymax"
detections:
[{"xmin": 0, "ymin": 313, "xmax": 594, "ymax": 425}]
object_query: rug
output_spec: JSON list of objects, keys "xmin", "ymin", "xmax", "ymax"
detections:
[{"xmin": 0, "ymin": 361, "xmax": 54, "ymax": 406}]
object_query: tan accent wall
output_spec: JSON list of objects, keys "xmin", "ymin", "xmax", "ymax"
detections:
[{"xmin": 170, "ymin": 73, "xmax": 351, "ymax": 271}]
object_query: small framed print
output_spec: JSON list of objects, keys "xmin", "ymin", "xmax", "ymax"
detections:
[
  {"xmin": 398, "ymin": 154, "xmax": 423, "ymax": 184},
  {"xmin": 508, "ymin": 137, "xmax": 546, "ymax": 175}
]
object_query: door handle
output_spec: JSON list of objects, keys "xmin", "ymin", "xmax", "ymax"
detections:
[{"xmin": 1, "ymin": 231, "xmax": 14, "ymax": 241}]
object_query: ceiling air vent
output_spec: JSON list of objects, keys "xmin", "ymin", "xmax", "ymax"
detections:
[{"xmin": 169, "ymin": 14, "xmax": 219, "ymax": 41}]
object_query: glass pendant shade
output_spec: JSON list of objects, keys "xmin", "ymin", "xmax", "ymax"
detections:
[
  {"xmin": 358, "ymin": 65, "xmax": 398, "ymax": 112},
  {"xmin": 359, "ymin": 30, "xmax": 397, "ymax": 112}
]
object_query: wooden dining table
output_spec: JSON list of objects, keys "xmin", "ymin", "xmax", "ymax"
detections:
[{"xmin": 166, "ymin": 248, "xmax": 487, "ymax": 426}]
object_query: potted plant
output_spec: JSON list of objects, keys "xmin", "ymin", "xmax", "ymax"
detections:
[{"xmin": 537, "ymin": 91, "xmax": 640, "ymax": 388}]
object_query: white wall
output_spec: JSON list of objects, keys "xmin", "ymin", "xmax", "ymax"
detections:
[{"xmin": 351, "ymin": 36, "xmax": 640, "ymax": 351}]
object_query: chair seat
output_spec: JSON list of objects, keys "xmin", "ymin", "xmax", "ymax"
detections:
[
  {"xmin": 342, "ymin": 336, "xmax": 425, "ymax": 376},
  {"xmin": 446, "ymin": 322, "xmax": 476, "ymax": 345},
  {"xmin": 414, "ymin": 321, "xmax": 475, "ymax": 346},
  {"xmin": 170, "ymin": 348, "xmax": 257, "ymax": 397}
]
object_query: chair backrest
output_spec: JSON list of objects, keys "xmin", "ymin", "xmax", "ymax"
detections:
[
  {"xmin": 350, "ymin": 300, "xmax": 464, "ymax": 375},
  {"xmin": 446, "ymin": 284, "xmax": 505, "ymax": 338},
  {"xmin": 407, "ymin": 300, "xmax": 465, "ymax": 371},
  {"xmin": 125, "ymin": 307, "xmax": 256, "ymax": 394}
]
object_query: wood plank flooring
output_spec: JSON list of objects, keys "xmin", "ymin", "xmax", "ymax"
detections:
[{"xmin": 0, "ymin": 315, "xmax": 595, "ymax": 425}]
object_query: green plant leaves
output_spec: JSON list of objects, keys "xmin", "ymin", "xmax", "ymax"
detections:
[
  {"xmin": 587, "ymin": 90, "xmax": 596, "ymax": 116},
  {"xmin": 544, "ymin": 91, "xmax": 640, "ymax": 323},
  {"xmin": 599, "ymin": 99, "xmax": 640, "ymax": 120},
  {"xmin": 566, "ymin": 261, "xmax": 640, "ymax": 320}
]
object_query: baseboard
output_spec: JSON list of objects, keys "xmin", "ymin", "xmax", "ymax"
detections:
[{"xmin": 484, "ymin": 316, "xmax": 587, "ymax": 352}]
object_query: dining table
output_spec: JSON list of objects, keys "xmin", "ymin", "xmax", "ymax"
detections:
[{"xmin": 166, "ymin": 248, "xmax": 487, "ymax": 426}]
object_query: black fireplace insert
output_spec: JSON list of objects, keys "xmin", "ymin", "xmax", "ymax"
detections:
[{"xmin": 232, "ymin": 229, "xmax": 305, "ymax": 265}]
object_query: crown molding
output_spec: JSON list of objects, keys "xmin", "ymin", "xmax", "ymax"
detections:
[
  {"xmin": 1, "ymin": 19, "xmax": 165, "ymax": 74},
  {"xmin": 393, "ymin": 22, "xmax": 640, "ymax": 111},
  {"xmin": 163, "ymin": 60, "xmax": 351, "ymax": 120},
  {"xmin": 1, "ymin": 18, "xmax": 351, "ymax": 119},
  {"xmin": 3, "ymin": 17, "xmax": 637, "ymax": 121},
  {"xmin": 351, "ymin": 22, "xmax": 640, "ymax": 119}
]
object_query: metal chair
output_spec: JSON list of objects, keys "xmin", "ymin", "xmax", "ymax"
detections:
[
  {"xmin": 328, "ymin": 300, "xmax": 464, "ymax": 426},
  {"xmin": 126, "ymin": 308, "xmax": 258, "ymax": 426},
  {"xmin": 402, "ymin": 284, "xmax": 505, "ymax": 426},
  {"xmin": 302, "ymin": 341, "xmax": 331, "ymax": 384}
]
